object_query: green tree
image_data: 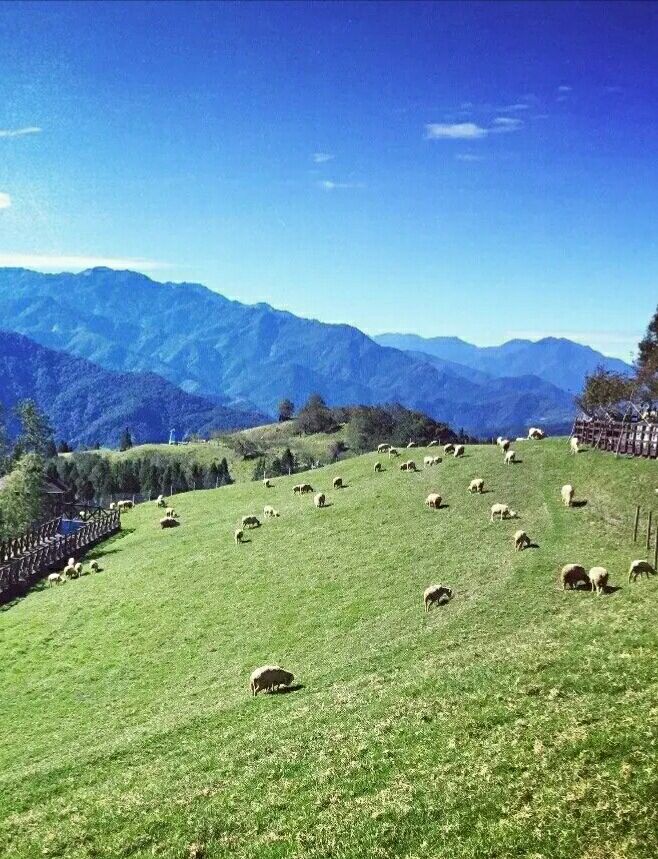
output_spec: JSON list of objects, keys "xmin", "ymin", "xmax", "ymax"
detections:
[
  {"xmin": 118, "ymin": 427, "xmax": 133, "ymax": 451},
  {"xmin": 278, "ymin": 398, "xmax": 295, "ymax": 422},
  {"xmin": 0, "ymin": 453, "xmax": 45, "ymax": 539},
  {"xmin": 577, "ymin": 367, "xmax": 634, "ymax": 415},
  {"xmin": 295, "ymin": 394, "xmax": 338, "ymax": 435},
  {"xmin": 14, "ymin": 400, "xmax": 54, "ymax": 458}
]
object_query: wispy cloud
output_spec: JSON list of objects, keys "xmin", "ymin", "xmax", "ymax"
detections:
[
  {"xmin": 0, "ymin": 126, "xmax": 42, "ymax": 139},
  {"xmin": 313, "ymin": 152, "xmax": 334, "ymax": 164},
  {"xmin": 558, "ymin": 85, "xmax": 572, "ymax": 93},
  {"xmin": 455, "ymin": 153, "xmax": 484, "ymax": 162},
  {"xmin": 491, "ymin": 117, "xmax": 523, "ymax": 133},
  {"xmin": 0, "ymin": 193, "xmax": 11, "ymax": 209},
  {"xmin": 426, "ymin": 117, "xmax": 523, "ymax": 140},
  {"xmin": 425, "ymin": 122, "xmax": 488, "ymax": 140},
  {"xmin": 0, "ymin": 253, "xmax": 169, "ymax": 272},
  {"xmin": 500, "ymin": 102, "xmax": 531, "ymax": 112},
  {"xmin": 604, "ymin": 85, "xmax": 623, "ymax": 94},
  {"xmin": 317, "ymin": 180, "xmax": 364, "ymax": 191}
]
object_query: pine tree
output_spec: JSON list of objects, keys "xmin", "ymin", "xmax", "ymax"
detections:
[{"xmin": 118, "ymin": 427, "xmax": 133, "ymax": 451}]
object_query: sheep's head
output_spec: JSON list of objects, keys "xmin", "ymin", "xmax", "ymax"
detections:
[{"xmin": 509, "ymin": 510, "xmax": 518, "ymax": 519}]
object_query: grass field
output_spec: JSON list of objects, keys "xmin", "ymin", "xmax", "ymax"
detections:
[
  {"xmin": 1, "ymin": 439, "xmax": 657, "ymax": 858},
  {"xmin": 89, "ymin": 421, "xmax": 349, "ymax": 484}
]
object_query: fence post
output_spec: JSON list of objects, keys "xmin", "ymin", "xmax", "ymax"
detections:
[
  {"xmin": 633, "ymin": 505, "xmax": 641, "ymax": 542},
  {"xmin": 646, "ymin": 510, "xmax": 653, "ymax": 552}
]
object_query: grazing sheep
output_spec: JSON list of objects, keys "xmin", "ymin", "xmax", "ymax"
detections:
[
  {"xmin": 514, "ymin": 529, "xmax": 531, "ymax": 551},
  {"xmin": 109, "ymin": 502, "xmax": 116, "ymax": 511},
  {"xmin": 468, "ymin": 478, "xmax": 484, "ymax": 494},
  {"xmin": 160, "ymin": 516, "xmax": 179, "ymax": 529},
  {"xmin": 425, "ymin": 493, "xmax": 442, "ymax": 509},
  {"xmin": 570, "ymin": 436, "xmax": 580, "ymax": 455},
  {"xmin": 407, "ymin": 441, "xmax": 417, "ymax": 448},
  {"xmin": 74, "ymin": 562, "xmax": 83, "ymax": 577},
  {"xmin": 443, "ymin": 443, "xmax": 455, "ymax": 454},
  {"xmin": 453, "ymin": 444, "xmax": 465, "ymax": 458},
  {"xmin": 377, "ymin": 443, "xmax": 390, "ymax": 453},
  {"xmin": 504, "ymin": 450, "xmax": 516, "ymax": 465},
  {"xmin": 314, "ymin": 493, "xmax": 326, "ymax": 508},
  {"xmin": 63, "ymin": 563, "xmax": 77, "ymax": 579},
  {"xmin": 400, "ymin": 460, "xmax": 417, "ymax": 472},
  {"xmin": 588, "ymin": 566, "xmax": 609, "ymax": 595},
  {"xmin": 263, "ymin": 505, "xmax": 280, "ymax": 518},
  {"xmin": 500, "ymin": 439, "xmax": 511, "ymax": 452},
  {"xmin": 496, "ymin": 436, "xmax": 504, "ymax": 446},
  {"xmin": 423, "ymin": 584, "xmax": 453, "ymax": 612},
  {"xmin": 333, "ymin": 476, "xmax": 343, "ymax": 489},
  {"xmin": 561, "ymin": 563, "xmax": 589, "ymax": 590},
  {"xmin": 490, "ymin": 503, "xmax": 517, "ymax": 521},
  {"xmin": 561, "ymin": 484, "xmax": 574, "ymax": 507},
  {"xmin": 250, "ymin": 665, "xmax": 294, "ymax": 696},
  {"xmin": 388, "ymin": 447, "xmax": 400, "ymax": 458},
  {"xmin": 165, "ymin": 507, "xmax": 178, "ymax": 518},
  {"xmin": 234, "ymin": 528, "xmax": 245, "ymax": 545},
  {"xmin": 89, "ymin": 560, "xmax": 100, "ymax": 573},
  {"xmin": 528, "ymin": 427, "xmax": 545, "ymax": 440},
  {"xmin": 117, "ymin": 499, "xmax": 134, "ymax": 511},
  {"xmin": 263, "ymin": 478, "xmax": 273, "ymax": 488},
  {"xmin": 293, "ymin": 484, "xmax": 302, "ymax": 495},
  {"xmin": 423, "ymin": 455, "xmax": 434, "ymax": 466},
  {"xmin": 47, "ymin": 572, "xmax": 63, "ymax": 586},
  {"xmin": 68, "ymin": 557, "xmax": 75, "ymax": 568},
  {"xmin": 374, "ymin": 461, "xmax": 382, "ymax": 473},
  {"xmin": 242, "ymin": 515, "xmax": 261, "ymax": 529},
  {"xmin": 156, "ymin": 495, "xmax": 166, "ymax": 508},
  {"xmin": 299, "ymin": 483, "xmax": 314, "ymax": 495},
  {"xmin": 628, "ymin": 559, "xmax": 655, "ymax": 582},
  {"xmin": 432, "ymin": 456, "xmax": 442, "ymax": 465},
  {"xmin": 428, "ymin": 440, "xmax": 439, "ymax": 447}
]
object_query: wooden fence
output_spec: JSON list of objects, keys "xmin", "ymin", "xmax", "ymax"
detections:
[
  {"xmin": 0, "ymin": 509, "xmax": 121, "ymax": 603},
  {"xmin": 573, "ymin": 418, "xmax": 658, "ymax": 459}
]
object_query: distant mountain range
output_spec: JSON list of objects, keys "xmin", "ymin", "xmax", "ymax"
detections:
[
  {"xmin": 374, "ymin": 333, "xmax": 632, "ymax": 394},
  {"xmin": 0, "ymin": 267, "xmax": 633, "ymax": 439},
  {"xmin": 0, "ymin": 331, "xmax": 266, "ymax": 447}
]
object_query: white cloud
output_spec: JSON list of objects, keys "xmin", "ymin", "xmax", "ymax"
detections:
[
  {"xmin": 500, "ymin": 103, "xmax": 530, "ymax": 112},
  {"xmin": 317, "ymin": 180, "xmax": 363, "ymax": 191},
  {"xmin": 0, "ymin": 192, "xmax": 11, "ymax": 209},
  {"xmin": 492, "ymin": 117, "xmax": 523, "ymax": 132},
  {"xmin": 455, "ymin": 153, "xmax": 483, "ymax": 162},
  {"xmin": 313, "ymin": 152, "xmax": 334, "ymax": 163},
  {"xmin": 0, "ymin": 126, "xmax": 42, "ymax": 139},
  {"xmin": 0, "ymin": 253, "xmax": 169, "ymax": 272},
  {"xmin": 558, "ymin": 85, "xmax": 572, "ymax": 93},
  {"xmin": 425, "ymin": 122, "xmax": 488, "ymax": 140}
]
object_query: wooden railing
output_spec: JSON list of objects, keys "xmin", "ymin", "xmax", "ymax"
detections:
[
  {"xmin": 573, "ymin": 418, "xmax": 658, "ymax": 459},
  {"xmin": 0, "ymin": 509, "xmax": 121, "ymax": 603}
]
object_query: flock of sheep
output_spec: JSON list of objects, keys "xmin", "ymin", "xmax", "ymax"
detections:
[{"xmin": 49, "ymin": 426, "xmax": 655, "ymax": 696}]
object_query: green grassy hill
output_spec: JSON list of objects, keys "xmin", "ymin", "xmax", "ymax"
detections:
[
  {"xmin": 1, "ymin": 440, "xmax": 657, "ymax": 858},
  {"xmin": 88, "ymin": 421, "xmax": 349, "ymax": 484}
]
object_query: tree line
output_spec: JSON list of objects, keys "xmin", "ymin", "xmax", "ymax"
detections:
[{"xmin": 579, "ymin": 305, "xmax": 658, "ymax": 417}]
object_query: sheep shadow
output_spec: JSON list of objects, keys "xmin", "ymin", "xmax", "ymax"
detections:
[
  {"xmin": 525, "ymin": 542, "xmax": 540, "ymax": 550},
  {"xmin": 271, "ymin": 683, "xmax": 304, "ymax": 695},
  {"xmin": 437, "ymin": 503, "xmax": 450, "ymax": 510},
  {"xmin": 602, "ymin": 584, "xmax": 622, "ymax": 596},
  {"xmin": 572, "ymin": 500, "xmax": 588, "ymax": 508},
  {"xmin": 511, "ymin": 459, "xmax": 524, "ymax": 465},
  {"xmin": 318, "ymin": 502, "xmax": 334, "ymax": 508},
  {"xmin": 238, "ymin": 537, "xmax": 253, "ymax": 544}
]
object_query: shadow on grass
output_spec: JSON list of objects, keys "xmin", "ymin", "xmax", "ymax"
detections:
[
  {"xmin": 526, "ymin": 542, "xmax": 541, "ymax": 550},
  {"xmin": 271, "ymin": 683, "xmax": 304, "ymax": 695},
  {"xmin": 572, "ymin": 500, "xmax": 588, "ymax": 508},
  {"xmin": 603, "ymin": 584, "xmax": 622, "ymax": 595}
]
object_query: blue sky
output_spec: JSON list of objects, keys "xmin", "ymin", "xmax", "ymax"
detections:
[{"xmin": 0, "ymin": 1, "xmax": 656, "ymax": 359}]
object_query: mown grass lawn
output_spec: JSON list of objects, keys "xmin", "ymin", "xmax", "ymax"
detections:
[{"xmin": 1, "ymin": 439, "xmax": 657, "ymax": 858}]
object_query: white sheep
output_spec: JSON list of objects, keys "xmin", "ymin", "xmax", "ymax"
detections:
[
  {"xmin": 47, "ymin": 572, "xmax": 64, "ymax": 586},
  {"xmin": 374, "ymin": 461, "xmax": 382, "ymax": 473},
  {"xmin": 160, "ymin": 516, "xmax": 179, "ymax": 529},
  {"xmin": 468, "ymin": 478, "xmax": 484, "ymax": 494},
  {"xmin": 628, "ymin": 559, "xmax": 655, "ymax": 582},
  {"xmin": 496, "ymin": 436, "xmax": 504, "ymax": 446},
  {"xmin": 377, "ymin": 443, "xmax": 390, "ymax": 453},
  {"xmin": 588, "ymin": 566, "xmax": 609, "ymax": 595},
  {"xmin": 263, "ymin": 478, "xmax": 273, "ymax": 488},
  {"xmin": 432, "ymin": 456, "xmax": 442, "ymax": 465},
  {"xmin": 425, "ymin": 493, "xmax": 442, "ymax": 509},
  {"xmin": 443, "ymin": 443, "xmax": 455, "ymax": 454},
  {"xmin": 63, "ymin": 563, "xmax": 77, "ymax": 579},
  {"xmin": 234, "ymin": 528, "xmax": 245, "ymax": 545},
  {"xmin": 561, "ymin": 563, "xmax": 588, "ymax": 590},
  {"xmin": 74, "ymin": 562, "xmax": 83, "ymax": 577},
  {"xmin": 528, "ymin": 427, "xmax": 545, "ymax": 440},
  {"xmin": 514, "ymin": 529, "xmax": 530, "ymax": 551},
  {"xmin": 490, "ymin": 503, "xmax": 517, "ymax": 521},
  {"xmin": 109, "ymin": 502, "xmax": 116, "ymax": 511},
  {"xmin": 263, "ymin": 505, "xmax": 280, "ymax": 518},
  {"xmin": 453, "ymin": 444, "xmax": 465, "ymax": 458},
  {"xmin": 407, "ymin": 441, "xmax": 417, "ymax": 448},
  {"xmin": 89, "ymin": 560, "xmax": 100, "ymax": 573},
  {"xmin": 314, "ymin": 492, "xmax": 326, "ymax": 508},
  {"xmin": 249, "ymin": 665, "xmax": 294, "ymax": 696},
  {"xmin": 428, "ymin": 440, "xmax": 439, "ymax": 447},
  {"xmin": 500, "ymin": 439, "xmax": 511, "ymax": 452},
  {"xmin": 388, "ymin": 447, "xmax": 400, "ymax": 458},
  {"xmin": 156, "ymin": 494, "xmax": 166, "ymax": 508},
  {"xmin": 570, "ymin": 436, "xmax": 580, "ymax": 455},
  {"xmin": 423, "ymin": 584, "xmax": 453, "ymax": 612},
  {"xmin": 561, "ymin": 484, "xmax": 574, "ymax": 507},
  {"xmin": 504, "ymin": 450, "xmax": 516, "ymax": 465},
  {"xmin": 333, "ymin": 476, "xmax": 343, "ymax": 489},
  {"xmin": 165, "ymin": 507, "xmax": 178, "ymax": 518},
  {"xmin": 423, "ymin": 455, "xmax": 434, "ymax": 467},
  {"xmin": 68, "ymin": 557, "xmax": 75, "ymax": 568},
  {"xmin": 299, "ymin": 483, "xmax": 314, "ymax": 495}
]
